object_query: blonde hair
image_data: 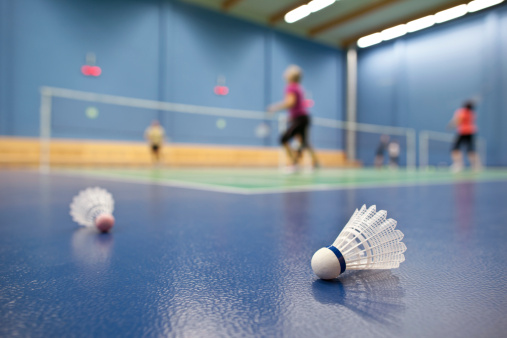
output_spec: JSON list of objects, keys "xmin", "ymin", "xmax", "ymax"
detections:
[{"xmin": 284, "ymin": 65, "xmax": 302, "ymax": 83}]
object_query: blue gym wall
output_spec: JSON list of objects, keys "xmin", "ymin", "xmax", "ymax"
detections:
[
  {"xmin": 0, "ymin": 0, "xmax": 345, "ymax": 149},
  {"xmin": 357, "ymin": 3, "xmax": 507, "ymax": 166},
  {"xmin": 2, "ymin": 0, "xmax": 506, "ymax": 164}
]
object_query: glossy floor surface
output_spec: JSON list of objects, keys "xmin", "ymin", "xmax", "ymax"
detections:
[{"xmin": 1, "ymin": 169, "xmax": 506, "ymax": 337}]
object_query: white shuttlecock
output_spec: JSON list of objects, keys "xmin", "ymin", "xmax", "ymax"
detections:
[
  {"xmin": 255, "ymin": 122, "xmax": 270, "ymax": 138},
  {"xmin": 70, "ymin": 187, "xmax": 115, "ymax": 233},
  {"xmin": 311, "ymin": 205, "xmax": 406, "ymax": 279}
]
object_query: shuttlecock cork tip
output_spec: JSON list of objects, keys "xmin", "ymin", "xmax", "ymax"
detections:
[
  {"xmin": 95, "ymin": 213, "xmax": 115, "ymax": 233},
  {"xmin": 311, "ymin": 247, "xmax": 345, "ymax": 280}
]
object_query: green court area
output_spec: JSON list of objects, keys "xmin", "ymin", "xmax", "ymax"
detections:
[{"xmin": 56, "ymin": 167, "xmax": 507, "ymax": 194}]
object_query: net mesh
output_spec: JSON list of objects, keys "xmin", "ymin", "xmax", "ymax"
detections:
[
  {"xmin": 50, "ymin": 96, "xmax": 276, "ymax": 147},
  {"xmin": 41, "ymin": 87, "xmax": 417, "ymax": 169},
  {"xmin": 425, "ymin": 137, "xmax": 453, "ymax": 168},
  {"xmin": 419, "ymin": 130, "xmax": 487, "ymax": 169},
  {"xmin": 356, "ymin": 131, "xmax": 409, "ymax": 167}
]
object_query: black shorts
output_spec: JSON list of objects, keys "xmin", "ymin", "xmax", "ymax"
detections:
[
  {"xmin": 280, "ymin": 115, "xmax": 310, "ymax": 147},
  {"xmin": 452, "ymin": 134, "xmax": 475, "ymax": 152},
  {"xmin": 376, "ymin": 145, "xmax": 386, "ymax": 157},
  {"xmin": 151, "ymin": 144, "xmax": 160, "ymax": 152}
]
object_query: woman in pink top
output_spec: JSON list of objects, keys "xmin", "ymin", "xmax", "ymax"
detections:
[
  {"xmin": 448, "ymin": 101, "xmax": 481, "ymax": 172},
  {"xmin": 268, "ymin": 65, "xmax": 319, "ymax": 172}
]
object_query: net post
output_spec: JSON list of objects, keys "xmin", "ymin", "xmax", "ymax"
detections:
[
  {"xmin": 479, "ymin": 138, "xmax": 487, "ymax": 167},
  {"xmin": 406, "ymin": 129, "xmax": 416, "ymax": 170},
  {"xmin": 346, "ymin": 47, "xmax": 357, "ymax": 162},
  {"xmin": 39, "ymin": 87, "xmax": 52, "ymax": 173},
  {"xmin": 419, "ymin": 131, "xmax": 428, "ymax": 170}
]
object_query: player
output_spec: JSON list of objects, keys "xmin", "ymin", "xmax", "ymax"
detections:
[
  {"xmin": 374, "ymin": 134, "xmax": 390, "ymax": 169},
  {"xmin": 268, "ymin": 65, "xmax": 319, "ymax": 173},
  {"xmin": 388, "ymin": 140, "xmax": 400, "ymax": 169},
  {"xmin": 144, "ymin": 120, "xmax": 166, "ymax": 165},
  {"xmin": 448, "ymin": 101, "xmax": 481, "ymax": 172}
]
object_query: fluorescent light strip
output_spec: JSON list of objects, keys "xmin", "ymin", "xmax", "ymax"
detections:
[
  {"xmin": 285, "ymin": 0, "xmax": 336, "ymax": 23},
  {"xmin": 406, "ymin": 15, "xmax": 436, "ymax": 33},
  {"xmin": 284, "ymin": 5, "xmax": 311, "ymax": 24},
  {"xmin": 381, "ymin": 24, "xmax": 407, "ymax": 40},
  {"xmin": 357, "ymin": 0, "xmax": 504, "ymax": 48},
  {"xmin": 308, "ymin": 0, "xmax": 336, "ymax": 13},
  {"xmin": 435, "ymin": 4, "xmax": 467, "ymax": 23},
  {"xmin": 357, "ymin": 33, "xmax": 383, "ymax": 48},
  {"xmin": 468, "ymin": 0, "xmax": 504, "ymax": 12}
]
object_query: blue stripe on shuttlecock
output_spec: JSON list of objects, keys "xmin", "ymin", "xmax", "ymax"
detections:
[{"xmin": 328, "ymin": 245, "xmax": 346, "ymax": 274}]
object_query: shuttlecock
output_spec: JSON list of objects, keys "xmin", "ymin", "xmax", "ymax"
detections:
[
  {"xmin": 70, "ymin": 187, "xmax": 115, "ymax": 233},
  {"xmin": 255, "ymin": 122, "xmax": 270, "ymax": 138},
  {"xmin": 311, "ymin": 205, "xmax": 406, "ymax": 279}
]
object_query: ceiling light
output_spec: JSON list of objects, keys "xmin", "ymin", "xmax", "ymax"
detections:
[
  {"xmin": 284, "ymin": 5, "xmax": 311, "ymax": 23},
  {"xmin": 406, "ymin": 15, "xmax": 436, "ymax": 32},
  {"xmin": 381, "ymin": 24, "xmax": 408, "ymax": 40},
  {"xmin": 435, "ymin": 4, "xmax": 468, "ymax": 23},
  {"xmin": 467, "ymin": 0, "xmax": 504, "ymax": 12},
  {"xmin": 308, "ymin": 0, "xmax": 336, "ymax": 13},
  {"xmin": 355, "ymin": 0, "xmax": 505, "ymax": 48},
  {"xmin": 357, "ymin": 33, "xmax": 383, "ymax": 48}
]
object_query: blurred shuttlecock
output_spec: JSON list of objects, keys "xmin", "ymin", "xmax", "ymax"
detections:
[
  {"xmin": 70, "ymin": 187, "xmax": 115, "ymax": 233},
  {"xmin": 255, "ymin": 122, "xmax": 270, "ymax": 138},
  {"xmin": 311, "ymin": 205, "xmax": 406, "ymax": 279}
]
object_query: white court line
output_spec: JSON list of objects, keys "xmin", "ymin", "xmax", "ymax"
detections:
[{"xmin": 44, "ymin": 169, "xmax": 507, "ymax": 195}]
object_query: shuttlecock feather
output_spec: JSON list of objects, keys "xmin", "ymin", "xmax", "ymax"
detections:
[
  {"xmin": 311, "ymin": 205, "xmax": 406, "ymax": 279},
  {"xmin": 70, "ymin": 187, "xmax": 115, "ymax": 232}
]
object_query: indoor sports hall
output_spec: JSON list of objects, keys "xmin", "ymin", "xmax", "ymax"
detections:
[{"xmin": 1, "ymin": 0, "xmax": 506, "ymax": 337}]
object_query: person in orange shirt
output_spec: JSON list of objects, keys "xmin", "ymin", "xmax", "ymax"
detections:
[{"xmin": 448, "ymin": 101, "xmax": 481, "ymax": 172}]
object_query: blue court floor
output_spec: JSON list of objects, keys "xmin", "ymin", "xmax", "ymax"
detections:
[{"xmin": 1, "ymin": 169, "xmax": 506, "ymax": 337}]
